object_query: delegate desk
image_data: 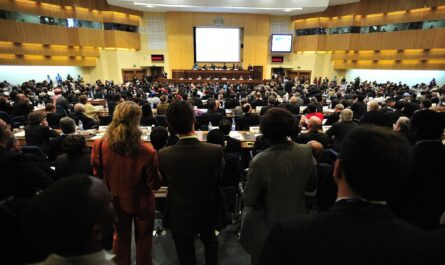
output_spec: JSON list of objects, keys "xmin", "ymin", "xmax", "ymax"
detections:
[
  {"xmin": 173, "ymin": 69, "xmax": 255, "ymax": 80},
  {"xmin": 82, "ymin": 130, "xmax": 257, "ymax": 149},
  {"xmin": 170, "ymin": 79, "xmax": 264, "ymax": 85}
]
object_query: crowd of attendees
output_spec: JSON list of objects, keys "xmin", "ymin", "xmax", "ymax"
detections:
[{"xmin": 0, "ymin": 73, "xmax": 445, "ymax": 265}]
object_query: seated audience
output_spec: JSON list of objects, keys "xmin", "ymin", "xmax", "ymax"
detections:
[
  {"xmin": 150, "ymin": 126, "xmax": 169, "ymax": 152},
  {"xmin": 12, "ymin": 93, "xmax": 34, "ymax": 118},
  {"xmin": 240, "ymin": 108, "xmax": 316, "ymax": 265},
  {"xmin": 236, "ymin": 103, "xmax": 260, "ymax": 130},
  {"xmin": 48, "ymin": 117, "xmax": 76, "ymax": 162},
  {"xmin": 55, "ymin": 135, "xmax": 93, "ymax": 180},
  {"xmin": 326, "ymin": 109, "xmax": 358, "ymax": 151},
  {"xmin": 218, "ymin": 118, "xmax": 241, "ymax": 153},
  {"xmin": 300, "ymin": 103, "xmax": 324, "ymax": 127},
  {"xmin": 22, "ymin": 175, "xmax": 115, "ymax": 264},
  {"xmin": 207, "ymin": 129, "xmax": 241, "ymax": 187},
  {"xmin": 140, "ymin": 103, "xmax": 158, "ymax": 127},
  {"xmin": 360, "ymin": 100, "xmax": 386, "ymax": 126},
  {"xmin": 156, "ymin": 95, "xmax": 169, "ymax": 115},
  {"xmin": 391, "ymin": 109, "xmax": 445, "ymax": 230},
  {"xmin": 25, "ymin": 111, "xmax": 60, "ymax": 154},
  {"xmin": 307, "ymin": 140, "xmax": 336, "ymax": 211},
  {"xmin": 0, "ymin": 118, "xmax": 53, "ymax": 200},
  {"xmin": 350, "ymin": 94, "xmax": 367, "ymax": 120},
  {"xmin": 297, "ymin": 116, "xmax": 330, "ymax": 147},
  {"xmin": 286, "ymin": 96, "xmax": 301, "ymax": 115},
  {"xmin": 69, "ymin": 103, "xmax": 98, "ymax": 130},
  {"xmin": 393, "ymin": 116, "xmax": 410, "ymax": 140},
  {"xmin": 259, "ymin": 126, "xmax": 442, "ymax": 265},
  {"xmin": 203, "ymin": 99, "xmax": 224, "ymax": 126},
  {"xmin": 259, "ymin": 96, "xmax": 276, "ymax": 115},
  {"xmin": 324, "ymin": 104, "xmax": 344, "ymax": 125},
  {"xmin": 45, "ymin": 103, "xmax": 62, "ymax": 128},
  {"xmin": 79, "ymin": 95, "xmax": 100, "ymax": 123}
]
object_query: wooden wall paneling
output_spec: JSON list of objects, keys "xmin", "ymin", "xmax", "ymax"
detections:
[
  {"xmin": 333, "ymin": 60, "xmax": 445, "ymax": 70},
  {"xmin": 294, "ymin": 29, "xmax": 445, "ymax": 51},
  {"xmin": 255, "ymin": 14, "xmax": 270, "ymax": 68},
  {"xmin": 0, "ymin": 54, "xmax": 97, "ymax": 66},
  {"xmin": 292, "ymin": 0, "xmax": 445, "ymax": 20},
  {"xmin": 0, "ymin": 43, "xmax": 99, "ymax": 57},
  {"xmin": 0, "ymin": 0, "xmax": 141, "ymax": 26},
  {"xmin": 295, "ymin": 8, "xmax": 445, "ymax": 30},
  {"xmin": 331, "ymin": 49, "xmax": 445, "ymax": 60}
]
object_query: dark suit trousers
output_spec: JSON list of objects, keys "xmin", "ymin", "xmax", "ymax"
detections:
[
  {"xmin": 113, "ymin": 203, "xmax": 154, "ymax": 265},
  {"xmin": 172, "ymin": 226, "xmax": 218, "ymax": 265}
]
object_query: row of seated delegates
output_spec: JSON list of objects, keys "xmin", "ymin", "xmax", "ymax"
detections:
[
  {"xmin": 0, "ymin": 118, "xmax": 54, "ymax": 264},
  {"xmin": 193, "ymin": 63, "xmax": 244, "ymax": 70}
]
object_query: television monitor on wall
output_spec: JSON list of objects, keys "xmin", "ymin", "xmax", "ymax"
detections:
[
  {"xmin": 194, "ymin": 27, "xmax": 242, "ymax": 62},
  {"xmin": 271, "ymin": 34, "xmax": 293, "ymax": 53}
]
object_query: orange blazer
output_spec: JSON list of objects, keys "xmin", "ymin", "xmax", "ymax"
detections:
[{"xmin": 91, "ymin": 138, "xmax": 161, "ymax": 213}]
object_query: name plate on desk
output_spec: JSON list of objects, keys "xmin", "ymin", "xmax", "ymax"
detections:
[{"xmin": 249, "ymin": 126, "xmax": 260, "ymax": 134}]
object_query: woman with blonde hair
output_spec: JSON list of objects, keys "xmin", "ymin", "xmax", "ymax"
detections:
[{"xmin": 91, "ymin": 101, "xmax": 161, "ymax": 265}]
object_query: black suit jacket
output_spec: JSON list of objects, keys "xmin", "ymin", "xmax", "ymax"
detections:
[
  {"xmin": 260, "ymin": 200, "xmax": 441, "ymax": 265},
  {"xmin": 326, "ymin": 121, "xmax": 358, "ymax": 150},
  {"xmin": 55, "ymin": 151, "xmax": 93, "ymax": 181},
  {"xmin": 158, "ymin": 138, "xmax": 223, "ymax": 234},
  {"xmin": 224, "ymin": 135, "xmax": 241, "ymax": 153},
  {"xmin": 297, "ymin": 131, "xmax": 330, "ymax": 147},
  {"xmin": 236, "ymin": 113, "xmax": 260, "ymax": 131},
  {"xmin": 0, "ymin": 149, "xmax": 53, "ymax": 200},
  {"xmin": 24, "ymin": 124, "xmax": 59, "ymax": 153},
  {"xmin": 391, "ymin": 141, "xmax": 445, "ymax": 230},
  {"xmin": 12, "ymin": 101, "xmax": 33, "ymax": 118},
  {"xmin": 324, "ymin": 112, "xmax": 340, "ymax": 125}
]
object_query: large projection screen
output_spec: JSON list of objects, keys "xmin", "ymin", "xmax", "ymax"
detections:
[{"xmin": 194, "ymin": 27, "xmax": 241, "ymax": 62}]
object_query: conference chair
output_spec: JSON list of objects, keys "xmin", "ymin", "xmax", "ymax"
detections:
[{"xmin": 155, "ymin": 115, "xmax": 168, "ymax": 127}]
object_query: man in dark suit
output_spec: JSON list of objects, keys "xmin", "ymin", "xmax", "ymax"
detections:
[
  {"xmin": 391, "ymin": 109, "xmax": 445, "ymax": 230},
  {"xmin": 25, "ymin": 111, "xmax": 60, "ymax": 154},
  {"xmin": 297, "ymin": 116, "xmax": 330, "ymax": 147},
  {"xmin": 218, "ymin": 119, "xmax": 241, "ymax": 153},
  {"xmin": 158, "ymin": 101, "xmax": 223, "ymax": 265},
  {"xmin": 326, "ymin": 109, "xmax": 358, "ymax": 151},
  {"xmin": 48, "ymin": 117, "xmax": 76, "ymax": 162},
  {"xmin": 202, "ymin": 99, "xmax": 224, "ymax": 127},
  {"xmin": 69, "ymin": 103, "xmax": 98, "ymax": 130},
  {"xmin": 12, "ymin": 93, "xmax": 34, "ymax": 118},
  {"xmin": 259, "ymin": 126, "xmax": 442, "ymax": 265},
  {"xmin": 0, "ymin": 118, "xmax": 53, "ymax": 200},
  {"xmin": 259, "ymin": 96, "xmax": 276, "ymax": 116},
  {"xmin": 324, "ymin": 103, "xmax": 343, "ymax": 125},
  {"xmin": 236, "ymin": 104, "xmax": 260, "ymax": 131}
]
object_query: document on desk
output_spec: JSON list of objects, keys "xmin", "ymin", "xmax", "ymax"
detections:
[
  {"xmin": 229, "ymin": 131, "xmax": 243, "ymax": 139},
  {"xmin": 90, "ymin": 133, "xmax": 105, "ymax": 140}
]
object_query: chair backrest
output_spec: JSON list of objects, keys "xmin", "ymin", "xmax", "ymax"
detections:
[
  {"xmin": 0, "ymin": 111, "xmax": 12, "ymax": 125},
  {"xmin": 21, "ymin": 145, "xmax": 46, "ymax": 159}
]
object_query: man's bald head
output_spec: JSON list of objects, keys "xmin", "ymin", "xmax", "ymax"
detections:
[{"xmin": 307, "ymin": 116, "xmax": 322, "ymax": 131}]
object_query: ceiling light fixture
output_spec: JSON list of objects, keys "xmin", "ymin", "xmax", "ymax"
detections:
[{"xmin": 132, "ymin": 2, "xmax": 303, "ymax": 11}]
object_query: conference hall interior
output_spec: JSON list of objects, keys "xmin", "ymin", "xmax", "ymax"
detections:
[{"xmin": 1, "ymin": 0, "xmax": 444, "ymax": 264}]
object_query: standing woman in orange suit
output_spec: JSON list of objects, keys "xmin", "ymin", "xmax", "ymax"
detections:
[{"xmin": 91, "ymin": 101, "xmax": 161, "ymax": 265}]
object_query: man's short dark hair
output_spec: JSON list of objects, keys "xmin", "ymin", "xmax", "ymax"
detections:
[
  {"xmin": 340, "ymin": 126, "xmax": 413, "ymax": 201},
  {"xmin": 421, "ymin": 99, "xmax": 432, "ymax": 109},
  {"xmin": 59, "ymin": 117, "xmax": 76, "ymax": 134},
  {"xmin": 409, "ymin": 109, "xmax": 445, "ymax": 141},
  {"xmin": 307, "ymin": 104, "xmax": 317, "ymax": 113},
  {"xmin": 63, "ymin": 134, "xmax": 86, "ymax": 158},
  {"xmin": 150, "ymin": 126, "xmax": 168, "ymax": 151},
  {"xmin": 260, "ymin": 108, "xmax": 295, "ymax": 144},
  {"xmin": 207, "ymin": 99, "xmax": 216, "ymax": 110},
  {"xmin": 28, "ymin": 111, "xmax": 46, "ymax": 125},
  {"xmin": 166, "ymin": 101, "xmax": 195, "ymax": 134},
  {"xmin": 45, "ymin": 103, "xmax": 55, "ymax": 112},
  {"xmin": 218, "ymin": 119, "xmax": 232, "ymax": 135},
  {"xmin": 206, "ymin": 129, "xmax": 225, "ymax": 147},
  {"xmin": 22, "ymin": 175, "xmax": 110, "ymax": 258}
]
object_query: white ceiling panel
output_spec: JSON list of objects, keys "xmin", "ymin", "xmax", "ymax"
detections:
[{"xmin": 108, "ymin": 0, "xmax": 360, "ymax": 15}]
